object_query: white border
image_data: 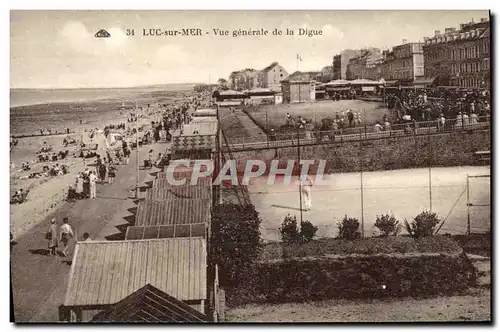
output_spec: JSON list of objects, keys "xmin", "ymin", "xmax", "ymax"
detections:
[{"xmin": 2, "ymin": 1, "xmax": 498, "ymax": 331}]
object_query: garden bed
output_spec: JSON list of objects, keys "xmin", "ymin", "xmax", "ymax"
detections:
[
  {"xmin": 258, "ymin": 236, "xmax": 464, "ymax": 261},
  {"xmin": 225, "ymin": 236, "xmax": 476, "ymax": 307}
]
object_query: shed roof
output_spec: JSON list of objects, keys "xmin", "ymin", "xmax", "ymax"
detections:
[
  {"xmin": 63, "ymin": 238, "xmax": 207, "ymax": 307},
  {"xmin": 135, "ymin": 199, "xmax": 211, "ymax": 226},
  {"xmin": 91, "ymin": 284, "xmax": 208, "ymax": 322},
  {"xmin": 125, "ymin": 223, "xmax": 206, "ymax": 240},
  {"xmin": 153, "ymin": 176, "xmax": 212, "ymax": 188},
  {"xmin": 147, "ymin": 187, "xmax": 212, "ymax": 200}
]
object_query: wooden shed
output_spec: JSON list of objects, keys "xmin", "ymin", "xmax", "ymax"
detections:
[
  {"xmin": 60, "ymin": 238, "xmax": 208, "ymax": 322},
  {"xmin": 281, "ymin": 71, "xmax": 316, "ymax": 103}
]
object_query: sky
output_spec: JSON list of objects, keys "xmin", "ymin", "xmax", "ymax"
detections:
[{"xmin": 10, "ymin": 10, "xmax": 489, "ymax": 89}]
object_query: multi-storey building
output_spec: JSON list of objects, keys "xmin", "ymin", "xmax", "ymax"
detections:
[
  {"xmin": 332, "ymin": 49, "xmax": 364, "ymax": 80},
  {"xmin": 423, "ymin": 18, "xmax": 490, "ymax": 89},
  {"xmin": 257, "ymin": 62, "xmax": 289, "ymax": 91},
  {"xmin": 229, "ymin": 69, "xmax": 259, "ymax": 91},
  {"xmin": 345, "ymin": 48, "xmax": 383, "ymax": 80},
  {"xmin": 381, "ymin": 41, "xmax": 424, "ymax": 83}
]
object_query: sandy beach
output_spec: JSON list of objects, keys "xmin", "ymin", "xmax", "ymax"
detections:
[{"xmin": 10, "ymin": 85, "xmax": 195, "ymax": 239}]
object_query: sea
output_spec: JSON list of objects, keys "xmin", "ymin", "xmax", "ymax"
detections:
[
  {"xmin": 10, "ymin": 84, "xmax": 195, "ymax": 135},
  {"xmin": 10, "ymin": 84, "xmax": 195, "ymax": 108}
]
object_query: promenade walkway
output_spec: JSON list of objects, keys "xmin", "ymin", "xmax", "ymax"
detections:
[{"xmin": 10, "ymin": 143, "xmax": 166, "ymax": 322}]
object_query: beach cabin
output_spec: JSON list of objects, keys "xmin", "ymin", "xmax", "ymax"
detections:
[
  {"xmin": 246, "ymin": 88, "xmax": 276, "ymax": 105},
  {"xmin": 213, "ymin": 90, "xmax": 247, "ymax": 107},
  {"xmin": 59, "ymin": 238, "xmax": 209, "ymax": 322},
  {"xmin": 171, "ymin": 108, "xmax": 218, "ymax": 159}
]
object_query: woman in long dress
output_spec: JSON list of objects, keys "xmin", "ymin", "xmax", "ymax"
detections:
[{"xmin": 75, "ymin": 173, "xmax": 84, "ymax": 197}]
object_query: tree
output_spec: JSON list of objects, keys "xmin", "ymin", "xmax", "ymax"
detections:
[{"xmin": 217, "ymin": 78, "xmax": 229, "ymax": 89}]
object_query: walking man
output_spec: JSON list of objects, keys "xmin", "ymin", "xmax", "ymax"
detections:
[
  {"xmin": 59, "ymin": 218, "xmax": 74, "ymax": 257},
  {"xmin": 89, "ymin": 171, "xmax": 97, "ymax": 199}
]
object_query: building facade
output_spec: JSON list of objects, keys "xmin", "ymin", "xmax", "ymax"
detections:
[
  {"xmin": 333, "ymin": 49, "xmax": 365, "ymax": 80},
  {"xmin": 257, "ymin": 62, "xmax": 289, "ymax": 91},
  {"xmin": 381, "ymin": 42, "xmax": 424, "ymax": 82},
  {"xmin": 345, "ymin": 48, "xmax": 383, "ymax": 80},
  {"xmin": 423, "ymin": 18, "xmax": 490, "ymax": 89},
  {"xmin": 281, "ymin": 71, "xmax": 316, "ymax": 103},
  {"xmin": 229, "ymin": 69, "xmax": 259, "ymax": 91}
]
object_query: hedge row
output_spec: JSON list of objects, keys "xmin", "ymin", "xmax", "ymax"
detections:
[{"xmin": 225, "ymin": 237, "xmax": 476, "ymax": 307}]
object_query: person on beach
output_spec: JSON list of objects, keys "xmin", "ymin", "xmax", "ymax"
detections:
[
  {"xmin": 46, "ymin": 218, "xmax": 58, "ymax": 256},
  {"xmin": 75, "ymin": 173, "xmax": 84, "ymax": 198},
  {"xmin": 98, "ymin": 162, "xmax": 107, "ymax": 184},
  {"xmin": 89, "ymin": 171, "xmax": 97, "ymax": 199},
  {"xmin": 108, "ymin": 165, "xmax": 116, "ymax": 184},
  {"xmin": 59, "ymin": 218, "xmax": 74, "ymax": 257}
]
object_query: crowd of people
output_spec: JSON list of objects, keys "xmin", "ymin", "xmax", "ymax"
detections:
[{"xmin": 386, "ymin": 88, "xmax": 491, "ymax": 123}]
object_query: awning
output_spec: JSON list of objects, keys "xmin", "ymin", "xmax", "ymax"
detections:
[
  {"xmin": 383, "ymin": 80, "xmax": 399, "ymax": 86},
  {"xmin": 327, "ymin": 87, "xmax": 351, "ymax": 91},
  {"xmin": 414, "ymin": 77, "xmax": 437, "ymax": 86},
  {"xmin": 362, "ymin": 86, "xmax": 375, "ymax": 92}
]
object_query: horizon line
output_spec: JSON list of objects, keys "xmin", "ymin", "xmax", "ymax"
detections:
[{"xmin": 10, "ymin": 82, "xmax": 205, "ymax": 90}]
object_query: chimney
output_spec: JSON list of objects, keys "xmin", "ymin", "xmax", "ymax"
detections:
[{"xmin": 434, "ymin": 30, "xmax": 441, "ymax": 37}]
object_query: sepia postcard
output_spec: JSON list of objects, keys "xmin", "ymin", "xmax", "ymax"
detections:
[{"xmin": 9, "ymin": 10, "xmax": 491, "ymax": 323}]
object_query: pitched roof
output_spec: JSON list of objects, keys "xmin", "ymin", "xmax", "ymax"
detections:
[
  {"xmin": 261, "ymin": 61, "xmax": 279, "ymax": 73},
  {"xmin": 91, "ymin": 284, "xmax": 208, "ymax": 322},
  {"xmin": 63, "ymin": 238, "xmax": 207, "ymax": 307},
  {"xmin": 281, "ymin": 71, "xmax": 318, "ymax": 82}
]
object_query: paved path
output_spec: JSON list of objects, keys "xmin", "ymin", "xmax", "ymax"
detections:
[{"xmin": 10, "ymin": 142, "xmax": 167, "ymax": 322}]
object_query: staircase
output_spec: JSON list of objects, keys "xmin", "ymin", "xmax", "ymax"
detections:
[{"xmin": 468, "ymin": 254, "xmax": 491, "ymax": 288}]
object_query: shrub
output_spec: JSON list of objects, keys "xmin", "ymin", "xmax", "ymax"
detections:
[
  {"xmin": 211, "ymin": 203, "xmax": 262, "ymax": 288},
  {"xmin": 405, "ymin": 210, "xmax": 441, "ymax": 238},
  {"xmin": 280, "ymin": 215, "xmax": 319, "ymax": 244},
  {"xmin": 337, "ymin": 215, "xmax": 361, "ymax": 240},
  {"xmin": 280, "ymin": 214, "xmax": 299, "ymax": 243},
  {"xmin": 374, "ymin": 214, "xmax": 402, "ymax": 237},
  {"xmin": 300, "ymin": 220, "xmax": 318, "ymax": 243}
]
